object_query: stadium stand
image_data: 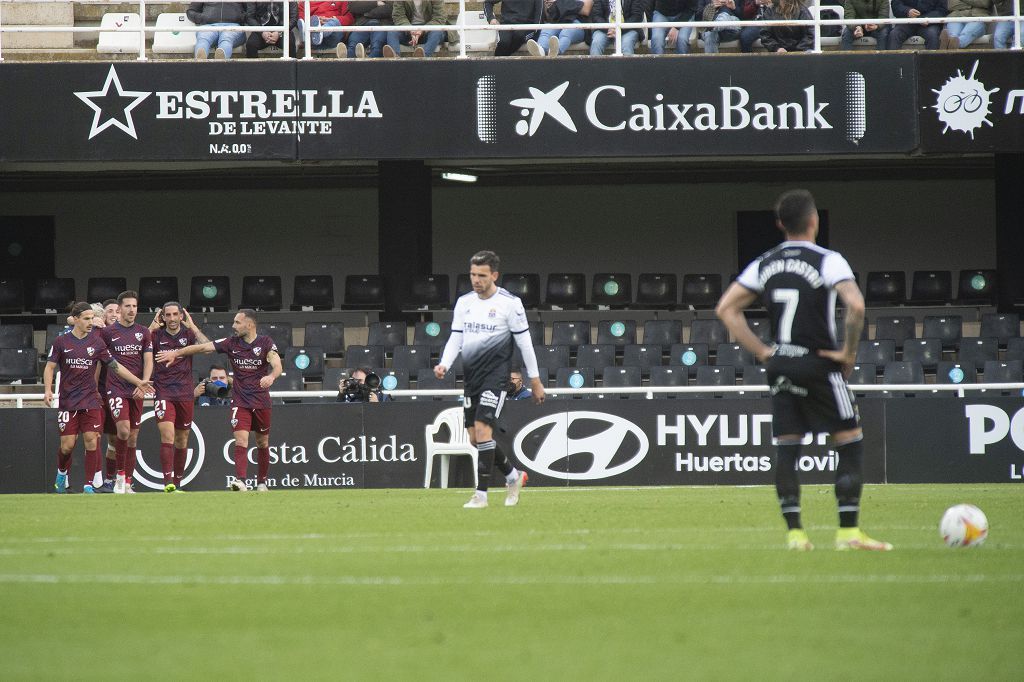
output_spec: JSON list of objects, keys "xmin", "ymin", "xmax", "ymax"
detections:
[
  {"xmin": 649, "ymin": 365, "xmax": 689, "ymax": 397},
  {"xmin": 544, "ymin": 273, "xmax": 586, "ymax": 309},
  {"xmin": 715, "ymin": 343, "xmax": 755, "ymax": 368},
  {"xmin": 285, "ymin": 346, "xmax": 325, "ymax": 379},
  {"xmin": 241, "ymin": 276, "xmax": 283, "ymax": 311},
  {"xmin": 415, "ymin": 369, "xmax": 455, "ymax": 392},
  {"xmin": 551, "ymin": 321, "xmax": 590, "ymax": 349},
  {"xmin": 1006, "ymin": 337, "xmax": 1024, "ymax": 362},
  {"xmin": 574, "ymin": 344, "xmax": 616, "ymax": 377},
  {"xmin": 534, "ymin": 344, "xmax": 570, "ymax": 371},
  {"xmin": 922, "ymin": 315, "xmax": 963, "ymax": 350},
  {"xmin": 874, "ymin": 315, "xmax": 916, "ymax": 348},
  {"xmin": 742, "ymin": 365, "xmax": 768, "ymax": 386},
  {"xmin": 412, "ymin": 321, "xmax": 451, "ymax": 353},
  {"xmin": 555, "ymin": 367, "xmax": 594, "ymax": 390},
  {"xmin": 909, "ymin": 270, "xmax": 953, "ymax": 306},
  {"xmin": 680, "ymin": 274, "xmax": 723, "ymax": 309},
  {"xmin": 292, "ymin": 275, "xmax": 335, "ymax": 311},
  {"xmin": 689, "ymin": 318, "xmax": 729, "ymax": 347},
  {"xmin": 956, "ymin": 337, "xmax": 998, "ymax": 371},
  {"xmin": 634, "ymin": 273, "xmax": 677, "ymax": 309},
  {"xmin": 746, "ymin": 317, "xmax": 772, "ymax": 343},
  {"xmin": 304, "ymin": 322, "xmax": 345, "ymax": 356},
  {"xmin": 0, "ymin": 348, "xmax": 38, "ymax": 383},
  {"xmin": 957, "ymin": 269, "xmax": 997, "ymax": 306},
  {"xmin": 902, "ymin": 338, "xmax": 942, "ymax": 372},
  {"xmin": 642, "ymin": 320, "xmax": 683, "ymax": 348},
  {"xmin": 404, "ymin": 274, "xmax": 451, "ymax": 310},
  {"xmin": 856, "ymin": 339, "xmax": 896, "ymax": 370},
  {"xmin": 392, "ymin": 345, "xmax": 432, "ymax": 373},
  {"xmin": 0, "ymin": 324, "xmax": 34, "ymax": 349},
  {"xmin": 0, "ymin": 279, "xmax": 25, "ymax": 314},
  {"xmin": 590, "ymin": 273, "xmax": 632, "ymax": 308},
  {"xmin": 936, "ymin": 361, "xmax": 977, "ymax": 385},
  {"xmin": 499, "ymin": 273, "xmax": 541, "ymax": 308},
  {"xmin": 980, "ymin": 313, "xmax": 1019, "ymax": 348},
  {"xmin": 343, "ymin": 275, "xmax": 385, "ymax": 310},
  {"xmin": 190, "ymin": 276, "xmax": 231, "ymax": 312},
  {"xmin": 454, "ymin": 273, "xmax": 473, "ymax": 299},
  {"xmin": 138, "ymin": 277, "xmax": 179, "ymax": 311},
  {"xmin": 622, "ymin": 344, "xmax": 662, "ymax": 375},
  {"xmin": 32, "ymin": 278, "xmax": 75, "ymax": 313},
  {"xmin": 368, "ymin": 321, "xmax": 407, "ymax": 352},
  {"xmin": 694, "ymin": 365, "xmax": 735, "ymax": 399},
  {"xmin": 983, "ymin": 360, "xmax": 1023, "ymax": 383},
  {"xmin": 345, "ymin": 344, "xmax": 385, "ymax": 369},
  {"xmin": 602, "ymin": 366, "xmax": 642, "ymax": 391},
  {"xmin": 86, "ymin": 277, "xmax": 126, "ymax": 303},
  {"xmin": 596, "ymin": 319, "xmax": 637, "ymax": 347},
  {"xmin": 257, "ymin": 323, "xmax": 293, "ymax": 352},
  {"xmin": 670, "ymin": 342, "xmax": 709, "ymax": 368},
  {"xmin": 864, "ymin": 271, "xmax": 905, "ymax": 306}
]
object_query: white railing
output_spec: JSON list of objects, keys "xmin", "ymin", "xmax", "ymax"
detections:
[
  {"xmin": 0, "ymin": 0, "xmax": 1020, "ymax": 62},
  {"xmin": 2, "ymin": 382, "xmax": 1022, "ymax": 407}
]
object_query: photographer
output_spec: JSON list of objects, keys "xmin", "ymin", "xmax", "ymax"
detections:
[
  {"xmin": 337, "ymin": 366, "xmax": 391, "ymax": 403},
  {"xmin": 195, "ymin": 365, "xmax": 232, "ymax": 407}
]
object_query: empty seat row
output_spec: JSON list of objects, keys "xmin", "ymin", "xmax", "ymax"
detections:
[
  {"xmin": 850, "ymin": 360, "xmax": 1024, "ymax": 387},
  {"xmin": 864, "ymin": 269, "xmax": 997, "ymax": 306},
  {"xmin": 857, "ymin": 336, "xmax": 1024, "ymax": 371}
]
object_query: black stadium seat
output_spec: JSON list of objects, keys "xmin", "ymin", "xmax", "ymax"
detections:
[
  {"xmin": 304, "ymin": 322, "xmax": 345, "ymax": 356},
  {"xmin": 649, "ymin": 365, "xmax": 689, "ymax": 397},
  {"xmin": 957, "ymin": 269, "xmax": 997, "ymax": 306},
  {"xmin": 345, "ymin": 345, "xmax": 384, "ymax": 370},
  {"xmin": 864, "ymin": 271, "xmax": 905, "ymax": 306},
  {"xmin": 909, "ymin": 270, "xmax": 952, "ymax": 305},
  {"xmin": 374, "ymin": 369, "xmax": 410, "ymax": 391},
  {"xmin": 455, "ymin": 273, "xmax": 473, "ymax": 299},
  {"xmin": 202, "ymin": 323, "xmax": 231, "ymax": 341},
  {"xmin": 0, "ymin": 347, "xmax": 37, "ymax": 382},
  {"xmin": 883, "ymin": 360, "xmax": 924, "ymax": 385},
  {"xmin": 500, "ymin": 273, "xmax": 540, "ymax": 308},
  {"xmin": 1006, "ymin": 337, "xmax": 1024, "ymax": 362},
  {"xmin": 555, "ymin": 366, "xmax": 594, "ymax": 389},
  {"xmin": 544, "ymin": 273, "xmax": 586, "ymax": 309},
  {"xmin": 980, "ymin": 313, "xmax": 1019, "ymax": 347},
  {"xmin": 622, "ymin": 344, "xmax": 662, "ymax": 374},
  {"xmin": 715, "ymin": 343, "xmax": 755, "ymax": 368},
  {"xmin": 0, "ymin": 278, "xmax": 25, "ymax": 313},
  {"xmin": 689, "ymin": 319, "xmax": 728, "ymax": 347},
  {"xmin": 551, "ymin": 321, "xmax": 590, "ymax": 348},
  {"xmin": 602, "ymin": 366, "xmax": 642, "ymax": 389},
  {"xmin": 847, "ymin": 363, "xmax": 876, "ymax": 386},
  {"xmin": 138, "ymin": 277, "xmax": 179, "ymax": 311},
  {"xmin": 983, "ymin": 360, "xmax": 1023, "ymax": 384},
  {"xmin": 276, "ymin": 372, "xmax": 304, "ymax": 391},
  {"xmin": 742, "ymin": 365, "xmax": 768, "ymax": 386},
  {"xmin": 292, "ymin": 275, "xmax": 334, "ymax": 311},
  {"xmin": 574, "ymin": 344, "xmax": 616, "ymax": 377},
  {"xmin": 413, "ymin": 321, "xmax": 451, "ymax": 351},
  {"xmin": 597, "ymin": 320, "xmax": 637, "ymax": 347},
  {"xmin": 534, "ymin": 345, "xmax": 570, "ymax": 371},
  {"xmin": 190, "ymin": 276, "xmax": 231, "ymax": 311},
  {"xmin": 747, "ymin": 317, "xmax": 772, "ymax": 343},
  {"xmin": 856, "ymin": 339, "xmax": 896, "ymax": 368},
  {"xmin": 405, "ymin": 274, "xmax": 450, "ymax": 310},
  {"xmin": 257, "ymin": 323, "xmax": 292, "ymax": 352},
  {"xmin": 87, "ymin": 277, "xmax": 127, "ymax": 303},
  {"xmin": 0, "ymin": 324, "xmax": 33, "ymax": 349},
  {"xmin": 416, "ymin": 369, "xmax": 455, "ymax": 392},
  {"xmin": 936, "ymin": 361, "xmax": 976, "ymax": 385},
  {"xmin": 392, "ymin": 345, "xmax": 432, "ymax": 372},
  {"xmin": 642, "ymin": 320, "xmax": 682, "ymax": 348},
  {"xmin": 922, "ymin": 315, "xmax": 962, "ymax": 350},
  {"xmin": 635, "ymin": 273, "xmax": 677, "ymax": 309},
  {"xmin": 694, "ymin": 365, "xmax": 735, "ymax": 398},
  {"xmin": 367, "ymin": 321, "xmax": 407, "ymax": 352},
  {"xmin": 957, "ymin": 337, "xmax": 998, "ymax": 371},
  {"xmin": 284, "ymin": 346, "xmax": 324, "ymax": 378},
  {"xmin": 670, "ymin": 343, "xmax": 709, "ymax": 368},
  {"xmin": 343, "ymin": 275, "xmax": 385, "ymax": 310},
  {"xmin": 902, "ymin": 338, "xmax": 942, "ymax": 372},
  {"xmin": 680, "ymin": 274, "xmax": 722, "ymax": 309},
  {"xmin": 33, "ymin": 277, "xmax": 75, "ymax": 313},
  {"xmin": 874, "ymin": 315, "xmax": 916, "ymax": 348},
  {"xmin": 590, "ymin": 273, "xmax": 631, "ymax": 308},
  {"xmin": 241, "ymin": 275, "xmax": 283, "ymax": 311}
]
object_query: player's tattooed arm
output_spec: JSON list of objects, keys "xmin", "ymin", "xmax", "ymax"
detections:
[
  {"xmin": 260, "ymin": 350, "xmax": 283, "ymax": 389},
  {"xmin": 182, "ymin": 308, "xmax": 210, "ymax": 343},
  {"xmin": 156, "ymin": 341, "xmax": 216, "ymax": 366}
]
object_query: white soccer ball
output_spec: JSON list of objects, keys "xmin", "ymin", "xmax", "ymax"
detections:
[{"xmin": 940, "ymin": 504, "xmax": 989, "ymax": 548}]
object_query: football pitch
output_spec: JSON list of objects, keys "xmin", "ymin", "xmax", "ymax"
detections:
[{"xmin": 0, "ymin": 484, "xmax": 1020, "ymax": 680}]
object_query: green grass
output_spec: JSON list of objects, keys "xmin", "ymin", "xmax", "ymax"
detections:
[{"xmin": 0, "ymin": 484, "xmax": 1021, "ymax": 680}]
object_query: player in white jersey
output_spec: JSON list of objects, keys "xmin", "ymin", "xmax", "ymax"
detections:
[{"xmin": 435, "ymin": 251, "xmax": 545, "ymax": 508}]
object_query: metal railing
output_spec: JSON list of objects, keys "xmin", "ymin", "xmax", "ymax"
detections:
[{"xmin": 0, "ymin": 0, "xmax": 1020, "ymax": 62}]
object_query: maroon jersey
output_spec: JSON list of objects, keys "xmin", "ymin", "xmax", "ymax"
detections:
[
  {"xmin": 214, "ymin": 334, "xmax": 278, "ymax": 409},
  {"xmin": 100, "ymin": 322, "xmax": 153, "ymax": 397},
  {"xmin": 48, "ymin": 330, "xmax": 113, "ymax": 411},
  {"xmin": 152, "ymin": 326, "xmax": 197, "ymax": 402}
]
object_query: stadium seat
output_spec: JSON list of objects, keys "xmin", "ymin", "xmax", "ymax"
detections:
[
  {"xmin": 87, "ymin": 277, "xmax": 127, "ymax": 303},
  {"xmin": 367, "ymin": 321, "xmax": 407, "ymax": 352},
  {"xmin": 544, "ymin": 273, "xmax": 586, "ymax": 309},
  {"xmin": 856, "ymin": 339, "xmax": 896, "ymax": 368},
  {"xmin": 455, "ymin": 10, "xmax": 497, "ymax": 51},
  {"xmin": 415, "ymin": 369, "xmax": 455, "ymax": 392},
  {"xmin": 304, "ymin": 322, "xmax": 345, "ymax": 356},
  {"xmin": 44, "ymin": 324, "xmax": 64, "ymax": 354},
  {"xmin": 556, "ymin": 366, "xmax": 595, "ymax": 389},
  {"xmin": 922, "ymin": 315, "xmax": 962, "ymax": 350},
  {"xmin": 413, "ymin": 321, "xmax": 451, "ymax": 351},
  {"xmin": 642, "ymin": 320, "xmax": 683, "ymax": 348},
  {"xmin": 936, "ymin": 361, "xmax": 977, "ymax": 385},
  {"xmin": 622, "ymin": 344, "xmax": 662, "ymax": 374},
  {"xmin": 602, "ymin": 366, "xmax": 642, "ymax": 388},
  {"xmin": 0, "ymin": 324, "xmax": 33, "ymax": 349},
  {"xmin": 0, "ymin": 347, "xmax": 37, "ymax": 382},
  {"xmin": 957, "ymin": 269, "xmax": 997, "ymax": 306},
  {"xmin": 689, "ymin": 319, "xmax": 729, "ymax": 347},
  {"xmin": 957, "ymin": 337, "xmax": 998, "ymax": 371},
  {"xmin": 345, "ymin": 344, "xmax": 384, "ymax": 370},
  {"xmin": 694, "ymin": 365, "xmax": 735, "ymax": 398},
  {"xmin": 742, "ymin": 365, "xmax": 768, "ymax": 386},
  {"xmin": 590, "ymin": 273, "xmax": 632, "ymax": 308},
  {"xmin": 96, "ymin": 12, "xmax": 143, "ymax": 54},
  {"xmin": 883, "ymin": 360, "xmax": 924, "ymax": 384},
  {"xmin": 596, "ymin": 320, "xmax": 637, "ymax": 347},
  {"xmin": 635, "ymin": 273, "xmax": 677, "ymax": 309},
  {"xmin": 715, "ymin": 343, "xmax": 754, "ymax": 368},
  {"xmin": 323, "ymin": 367, "xmax": 351, "ymax": 391},
  {"xmin": 257, "ymin": 323, "xmax": 292, "ymax": 352},
  {"xmin": 241, "ymin": 276, "xmax": 283, "ymax": 311},
  {"xmin": 499, "ymin": 273, "xmax": 540, "ymax": 308},
  {"xmin": 680, "ymin": 274, "xmax": 723, "ymax": 309},
  {"xmin": 285, "ymin": 347, "xmax": 324, "ymax": 378},
  {"xmin": 0, "ymin": 279, "xmax": 24, "ymax": 313},
  {"xmin": 455, "ymin": 273, "xmax": 473, "ymax": 299},
  {"xmin": 32, "ymin": 278, "xmax": 75, "ymax": 313},
  {"xmin": 190, "ymin": 276, "xmax": 231, "ymax": 311},
  {"xmin": 375, "ymin": 368, "xmax": 410, "ymax": 391},
  {"xmin": 874, "ymin": 315, "xmax": 916, "ymax": 348},
  {"xmin": 1006, "ymin": 337, "xmax": 1024, "ymax": 362},
  {"xmin": 983, "ymin": 360, "xmax": 1023, "ymax": 384},
  {"xmin": 152, "ymin": 13, "xmax": 197, "ymax": 54},
  {"xmin": 405, "ymin": 274, "xmax": 450, "ymax": 310},
  {"xmin": 864, "ymin": 271, "xmax": 905, "ymax": 306},
  {"xmin": 574, "ymin": 344, "xmax": 616, "ymax": 377},
  {"xmin": 423, "ymin": 407, "xmax": 477, "ymax": 488},
  {"xmin": 138, "ymin": 277, "xmax": 179, "ymax": 311},
  {"xmin": 534, "ymin": 345, "xmax": 570, "ymax": 371},
  {"xmin": 901, "ymin": 338, "xmax": 942, "ymax": 372},
  {"xmin": 747, "ymin": 317, "xmax": 772, "ymax": 343},
  {"xmin": 550, "ymin": 321, "xmax": 590, "ymax": 348},
  {"xmin": 847, "ymin": 363, "xmax": 876, "ymax": 386},
  {"xmin": 392, "ymin": 345, "xmax": 432, "ymax": 373},
  {"xmin": 670, "ymin": 343, "xmax": 709, "ymax": 368},
  {"xmin": 980, "ymin": 313, "xmax": 1019, "ymax": 347},
  {"xmin": 527, "ymin": 320, "xmax": 545, "ymax": 345},
  {"xmin": 276, "ymin": 372, "xmax": 304, "ymax": 392},
  {"xmin": 909, "ymin": 270, "xmax": 953, "ymax": 305},
  {"xmin": 291, "ymin": 275, "xmax": 334, "ymax": 311},
  {"xmin": 649, "ymin": 365, "xmax": 689, "ymax": 397},
  {"xmin": 201, "ymin": 323, "xmax": 230, "ymax": 342},
  {"xmin": 343, "ymin": 275, "xmax": 385, "ymax": 310}
]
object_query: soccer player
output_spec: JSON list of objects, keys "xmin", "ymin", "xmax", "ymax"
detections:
[
  {"xmin": 99, "ymin": 290, "xmax": 154, "ymax": 494},
  {"xmin": 149, "ymin": 302, "xmax": 211, "ymax": 492},
  {"xmin": 97, "ymin": 298, "xmax": 121, "ymax": 491},
  {"xmin": 715, "ymin": 189, "xmax": 892, "ymax": 552},
  {"xmin": 434, "ymin": 250, "xmax": 545, "ymax": 509},
  {"xmin": 156, "ymin": 309, "xmax": 282, "ymax": 492},
  {"xmin": 43, "ymin": 302, "xmax": 152, "ymax": 493}
]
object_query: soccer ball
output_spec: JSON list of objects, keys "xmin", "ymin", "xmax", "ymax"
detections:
[{"xmin": 940, "ymin": 504, "xmax": 989, "ymax": 548}]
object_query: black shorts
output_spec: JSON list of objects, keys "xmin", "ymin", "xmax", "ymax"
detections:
[
  {"xmin": 765, "ymin": 355, "xmax": 860, "ymax": 436},
  {"xmin": 463, "ymin": 388, "xmax": 508, "ymax": 429}
]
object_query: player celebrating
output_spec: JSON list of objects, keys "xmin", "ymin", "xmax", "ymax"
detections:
[
  {"xmin": 434, "ymin": 250, "xmax": 545, "ymax": 509},
  {"xmin": 149, "ymin": 302, "xmax": 211, "ymax": 492},
  {"xmin": 716, "ymin": 189, "xmax": 892, "ymax": 552},
  {"xmin": 43, "ymin": 302, "xmax": 152, "ymax": 493},
  {"xmin": 100, "ymin": 290, "xmax": 154, "ymax": 494},
  {"xmin": 97, "ymin": 298, "xmax": 121, "ymax": 492},
  {"xmin": 156, "ymin": 309, "xmax": 282, "ymax": 492}
]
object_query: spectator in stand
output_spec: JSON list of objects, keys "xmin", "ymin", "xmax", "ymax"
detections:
[
  {"xmin": 590, "ymin": 0, "xmax": 653, "ymax": 54},
  {"xmin": 888, "ymin": 0, "xmax": 946, "ymax": 49},
  {"xmin": 759, "ymin": 0, "xmax": 814, "ymax": 52},
  {"xmin": 994, "ymin": 0, "xmax": 1023, "ymax": 48},
  {"xmin": 941, "ymin": 0, "xmax": 995, "ymax": 49},
  {"xmin": 650, "ymin": 0, "xmax": 699, "ymax": 54},
  {"xmin": 244, "ymin": 1, "xmax": 298, "ymax": 58},
  {"xmin": 527, "ymin": 0, "xmax": 592, "ymax": 56},
  {"xmin": 344, "ymin": 1, "xmax": 393, "ymax": 57},
  {"xmin": 297, "ymin": 1, "xmax": 354, "ymax": 52},
  {"xmin": 840, "ymin": 0, "xmax": 891, "ymax": 50},
  {"xmin": 188, "ymin": 1, "xmax": 248, "ymax": 59},
  {"xmin": 508, "ymin": 369, "xmax": 533, "ymax": 400},
  {"xmin": 385, "ymin": 0, "xmax": 448, "ymax": 57},
  {"xmin": 698, "ymin": 0, "xmax": 748, "ymax": 52},
  {"xmin": 738, "ymin": 0, "xmax": 767, "ymax": 52},
  {"xmin": 487, "ymin": 0, "xmax": 544, "ymax": 55}
]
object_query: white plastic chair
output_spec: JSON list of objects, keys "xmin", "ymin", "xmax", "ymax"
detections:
[
  {"xmin": 455, "ymin": 10, "xmax": 497, "ymax": 52},
  {"xmin": 97, "ymin": 13, "xmax": 143, "ymax": 54},
  {"xmin": 153, "ymin": 13, "xmax": 197, "ymax": 54},
  {"xmin": 423, "ymin": 406, "xmax": 478, "ymax": 488}
]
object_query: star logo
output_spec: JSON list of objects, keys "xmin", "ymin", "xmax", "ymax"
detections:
[
  {"xmin": 510, "ymin": 81, "xmax": 577, "ymax": 137},
  {"xmin": 74, "ymin": 65, "xmax": 151, "ymax": 140}
]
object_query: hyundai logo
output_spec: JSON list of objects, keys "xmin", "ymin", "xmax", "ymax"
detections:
[{"xmin": 513, "ymin": 411, "xmax": 649, "ymax": 481}]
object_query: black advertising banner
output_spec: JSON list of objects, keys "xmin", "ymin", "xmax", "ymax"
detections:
[
  {"xmin": 0, "ymin": 54, "xmax": 916, "ymax": 162},
  {"xmin": 917, "ymin": 52, "xmax": 1024, "ymax": 153},
  {"xmin": 0, "ymin": 409, "xmax": 48, "ymax": 493},
  {"xmin": 885, "ymin": 398, "xmax": 1024, "ymax": 483}
]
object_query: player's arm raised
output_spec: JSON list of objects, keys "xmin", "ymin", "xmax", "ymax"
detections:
[
  {"xmin": 817, "ymin": 279, "xmax": 865, "ymax": 377},
  {"xmin": 182, "ymin": 308, "xmax": 211, "ymax": 344},
  {"xmin": 42, "ymin": 360, "xmax": 57, "ymax": 406},
  {"xmin": 260, "ymin": 349, "xmax": 283, "ymax": 389},
  {"xmin": 156, "ymin": 341, "xmax": 216, "ymax": 366},
  {"xmin": 716, "ymin": 282, "xmax": 774, "ymax": 363}
]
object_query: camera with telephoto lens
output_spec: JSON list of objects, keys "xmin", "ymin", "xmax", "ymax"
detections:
[
  {"xmin": 203, "ymin": 379, "xmax": 229, "ymax": 399},
  {"xmin": 342, "ymin": 372, "xmax": 381, "ymax": 402}
]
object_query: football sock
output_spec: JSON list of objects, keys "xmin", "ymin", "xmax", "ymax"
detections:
[
  {"xmin": 115, "ymin": 438, "xmax": 128, "ymax": 475},
  {"xmin": 835, "ymin": 437, "xmax": 864, "ymax": 528},
  {"xmin": 257, "ymin": 447, "xmax": 270, "ymax": 484},
  {"xmin": 493, "ymin": 445, "xmax": 513, "ymax": 477},
  {"xmin": 775, "ymin": 440, "xmax": 802, "ymax": 530},
  {"xmin": 105, "ymin": 451, "xmax": 117, "ymax": 480},
  {"xmin": 159, "ymin": 444, "xmax": 174, "ymax": 485},
  {"xmin": 234, "ymin": 445, "xmax": 248, "ymax": 480},
  {"xmin": 125, "ymin": 444, "xmax": 137, "ymax": 484},
  {"xmin": 84, "ymin": 447, "xmax": 100, "ymax": 485},
  {"xmin": 505, "ymin": 467, "xmax": 520, "ymax": 485},
  {"xmin": 475, "ymin": 440, "xmax": 496, "ymax": 492},
  {"xmin": 173, "ymin": 448, "xmax": 187, "ymax": 486},
  {"xmin": 57, "ymin": 450, "xmax": 72, "ymax": 474}
]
